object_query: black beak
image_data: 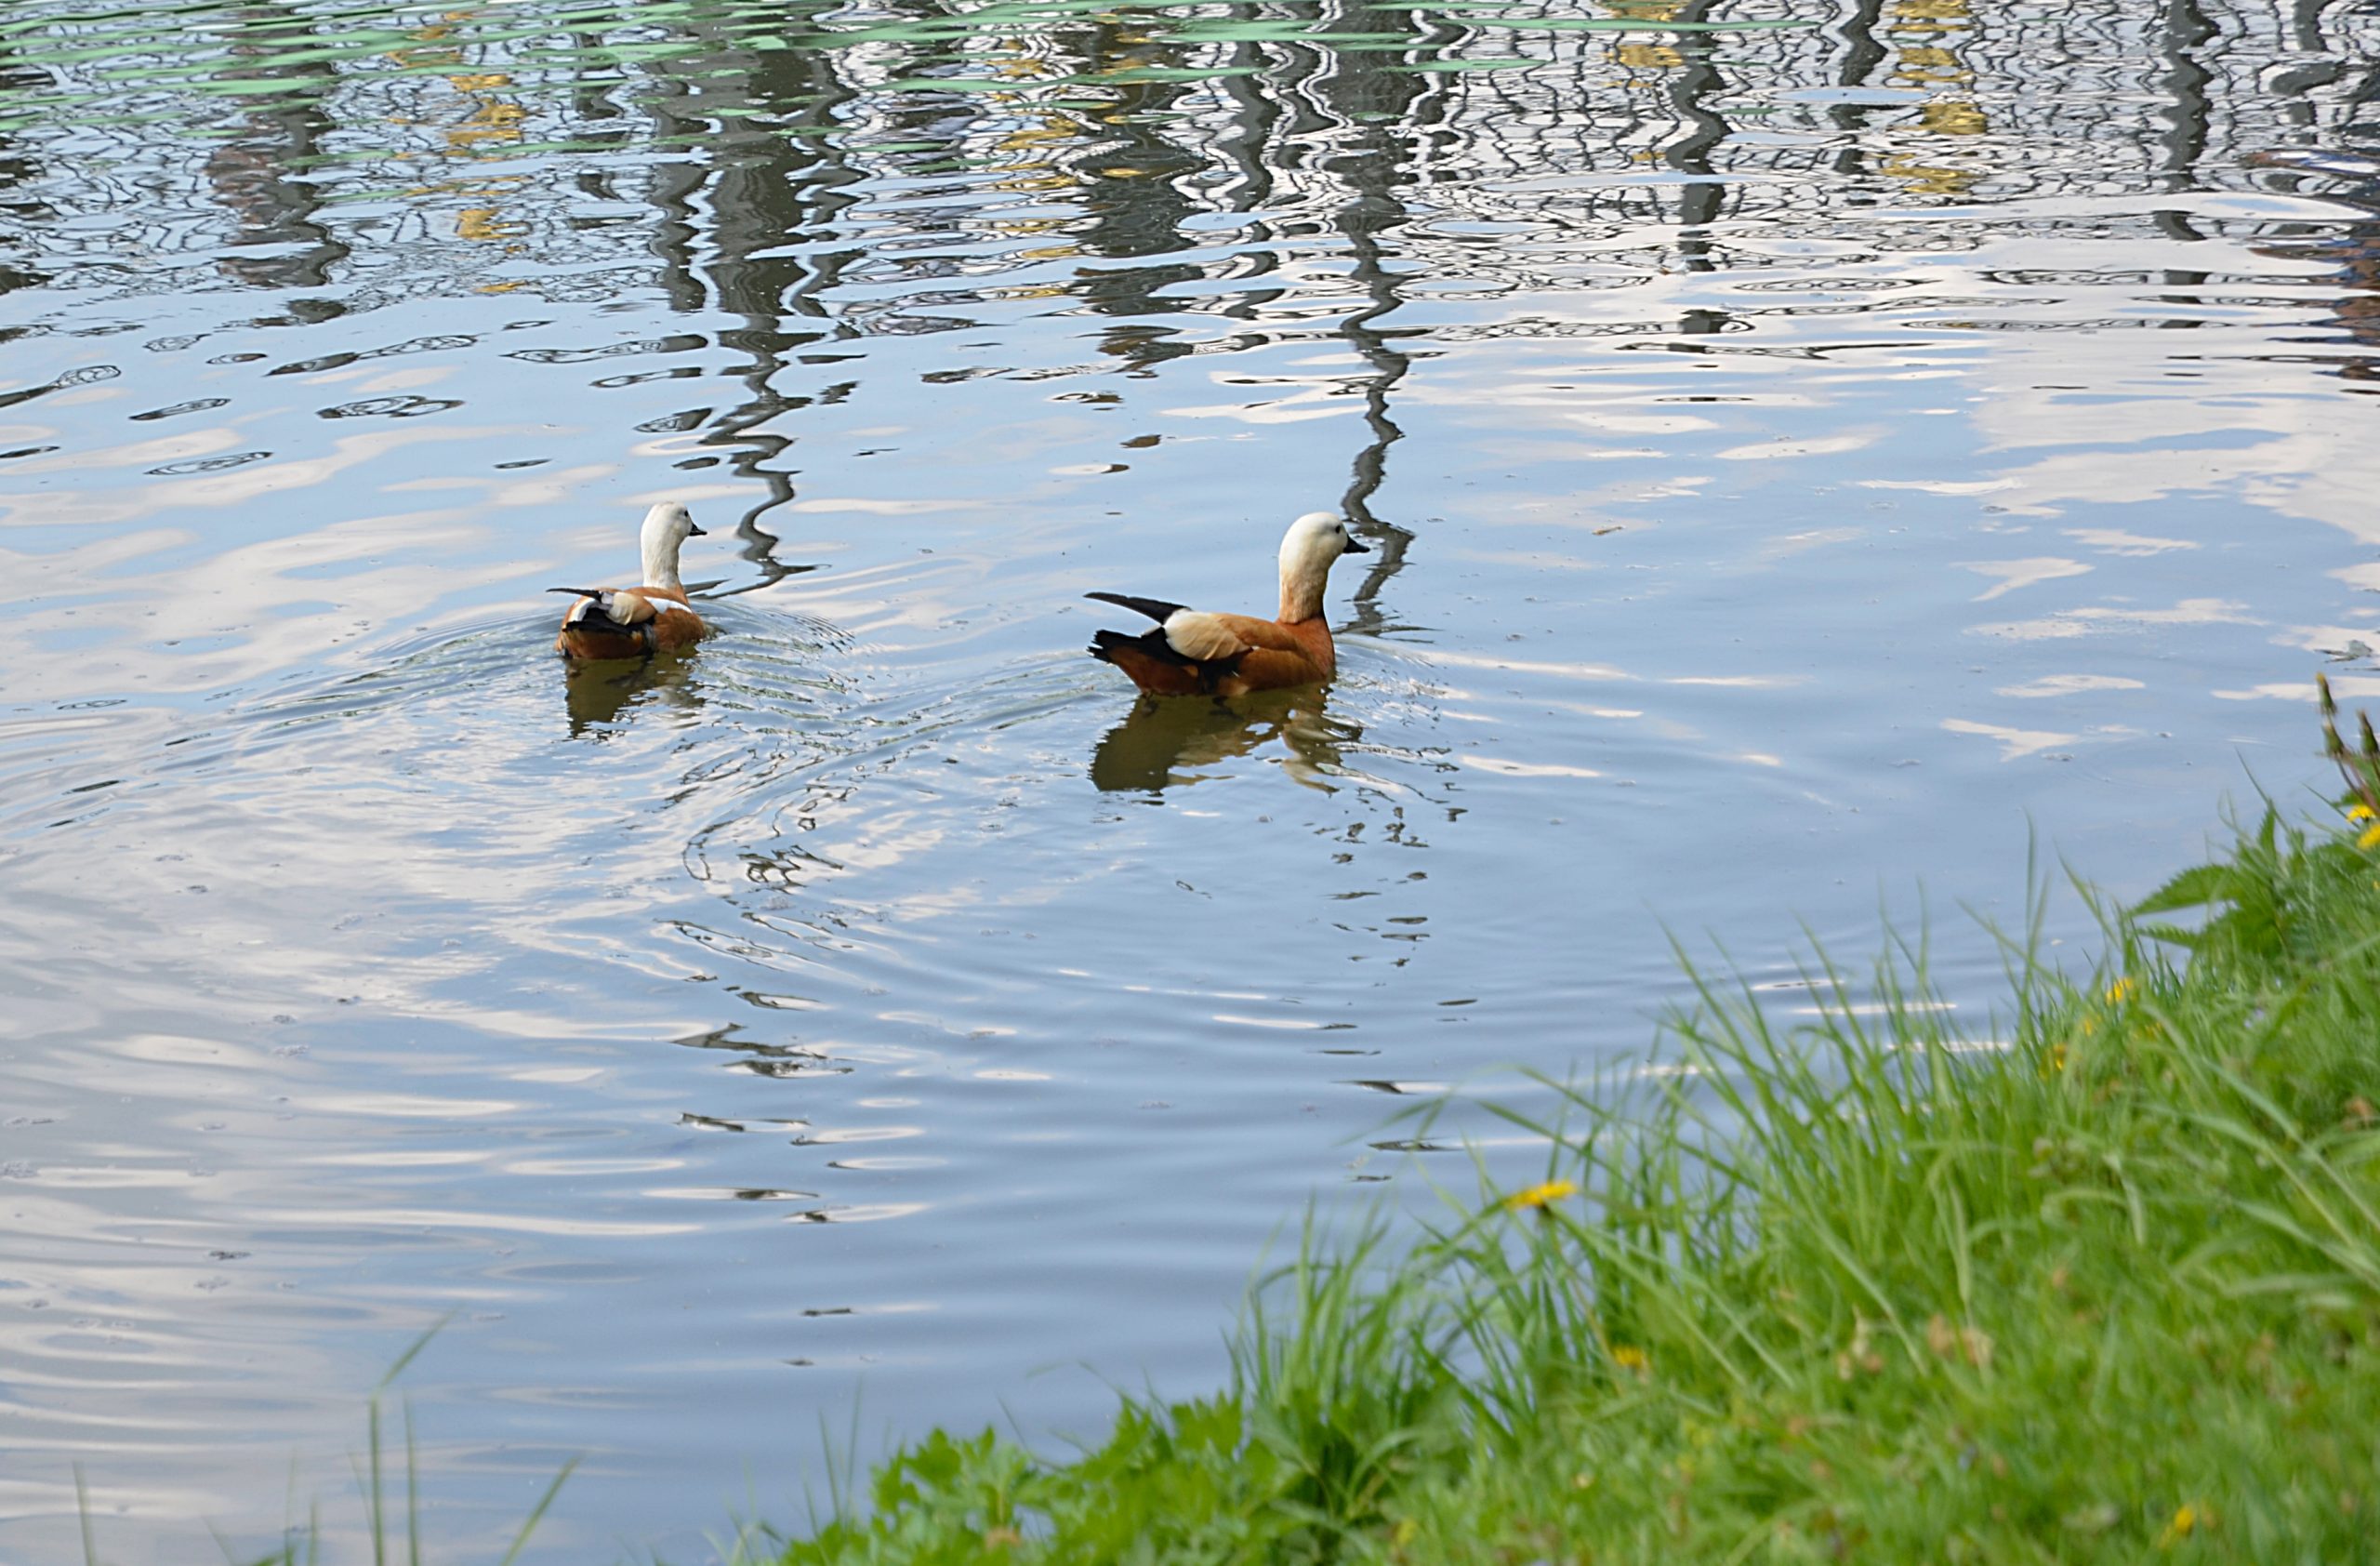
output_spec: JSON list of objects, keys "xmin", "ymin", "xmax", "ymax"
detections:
[
  {"xmin": 1342, "ymin": 534, "xmax": 1370, "ymax": 555},
  {"xmin": 686, "ymin": 523, "xmax": 706, "ymax": 537}
]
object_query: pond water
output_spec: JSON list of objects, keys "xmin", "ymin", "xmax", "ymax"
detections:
[{"xmin": 7, "ymin": 0, "xmax": 2380, "ymax": 1557}]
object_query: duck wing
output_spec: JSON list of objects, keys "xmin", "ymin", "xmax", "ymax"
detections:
[
  {"xmin": 1175, "ymin": 614, "xmax": 1330, "ymax": 690},
  {"xmin": 1155, "ymin": 610, "xmax": 1304, "ymax": 661},
  {"xmin": 550, "ymin": 585, "xmax": 651, "ymax": 630},
  {"xmin": 550, "ymin": 584, "xmax": 695, "ymax": 624}
]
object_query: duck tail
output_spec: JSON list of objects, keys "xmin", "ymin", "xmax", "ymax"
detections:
[
  {"xmin": 1088, "ymin": 627, "xmax": 1224, "ymax": 696},
  {"xmin": 1089, "ymin": 627, "xmax": 1191, "ymax": 667}
]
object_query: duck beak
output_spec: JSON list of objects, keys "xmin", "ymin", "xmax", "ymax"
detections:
[
  {"xmin": 686, "ymin": 523, "xmax": 707, "ymax": 537},
  {"xmin": 1342, "ymin": 535, "xmax": 1370, "ymax": 554}
]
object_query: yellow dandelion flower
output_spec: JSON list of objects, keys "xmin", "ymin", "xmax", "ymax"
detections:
[
  {"xmin": 2044, "ymin": 1042, "xmax": 2069, "ymax": 1076},
  {"xmin": 2349, "ymin": 803, "xmax": 2376, "ymax": 823},
  {"xmin": 1611, "ymin": 1345, "xmax": 1648, "ymax": 1373},
  {"xmin": 1504, "ymin": 1179, "xmax": 1579, "ymax": 1211},
  {"xmin": 2359, "ymin": 822, "xmax": 2380, "ymax": 852},
  {"xmin": 2157, "ymin": 1501, "xmax": 2206, "ymax": 1546},
  {"xmin": 2104, "ymin": 976, "xmax": 2136, "ymax": 1004}
]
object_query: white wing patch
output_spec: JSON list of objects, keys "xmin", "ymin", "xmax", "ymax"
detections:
[
  {"xmin": 574, "ymin": 589, "xmax": 669, "ymax": 625},
  {"xmin": 1162, "ymin": 610, "xmax": 1246, "ymax": 661}
]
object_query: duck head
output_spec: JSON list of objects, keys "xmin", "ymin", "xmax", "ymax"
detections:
[
  {"xmin": 1277, "ymin": 510, "xmax": 1368, "ymax": 621},
  {"xmin": 639, "ymin": 500, "xmax": 706, "ymax": 590}
]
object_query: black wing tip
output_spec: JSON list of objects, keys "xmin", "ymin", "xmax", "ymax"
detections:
[{"xmin": 1085, "ymin": 591, "xmax": 1185, "ymax": 624}]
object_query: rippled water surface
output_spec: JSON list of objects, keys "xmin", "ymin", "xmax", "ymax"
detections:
[{"xmin": 8, "ymin": 0, "xmax": 2380, "ymax": 1556}]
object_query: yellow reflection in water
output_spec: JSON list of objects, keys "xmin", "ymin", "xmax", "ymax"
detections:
[
  {"xmin": 1882, "ymin": 153, "xmax": 1975, "ymax": 195},
  {"xmin": 1882, "ymin": 98, "xmax": 1990, "ymax": 192},
  {"xmin": 456, "ymin": 206, "xmax": 527, "ymax": 242},
  {"xmin": 1887, "ymin": 0, "xmax": 1973, "ymax": 29},
  {"xmin": 1616, "ymin": 43, "xmax": 1685, "ymax": 71},
  {"xmin": 1923, "ymin": 100, "xmax": 1990, "ymax": 136}
]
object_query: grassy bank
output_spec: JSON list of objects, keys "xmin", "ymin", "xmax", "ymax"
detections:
[{"xmin": 766, "ymin": 787, "xmax": 2380, "ymax": 1559}]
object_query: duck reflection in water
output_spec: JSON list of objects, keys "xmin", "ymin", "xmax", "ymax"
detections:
[
  {"xmin": 561, "ymin": 647, "xmax": 704, "ymax": 737},
  {"xmin": 1090, "ymin": 687, "xmax": 1358, "ymax": 795}
]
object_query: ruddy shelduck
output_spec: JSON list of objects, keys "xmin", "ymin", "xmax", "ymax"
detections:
[
  {"xmin": 551, "ymin": 501, "xmax": 708, "ymax": 659},
  {"xmin": 1086, "ymin": 510, "xmax": 1369, "ymax": 696}
]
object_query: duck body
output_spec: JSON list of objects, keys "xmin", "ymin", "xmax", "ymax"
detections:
[
  {"xmin": 1087, "ymin": 596, "xmax": 1339, "ymax": 697},
  {"xmin": 550, "ymin": 582, "xmax": 704, "ymax": 659},
  {"xmin": 1086, "ymin": 511, "xmax": 1368, "ymax": 697},
  {"xmin": 552, "ymin": 502, "xmax": 707, "ymax": 659}
]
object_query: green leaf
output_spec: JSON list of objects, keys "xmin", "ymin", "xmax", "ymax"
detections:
[
  {"xmin": 2135, "ymin": 922, "xmax": 2204, "ymax": 951},
  {"xmin": 2132, "ymin": 862, "xmax": 2240, "ymax": 917}
]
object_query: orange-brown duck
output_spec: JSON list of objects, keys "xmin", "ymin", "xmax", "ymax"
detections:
[
  {"xmin": 551, "ymin": 501, "xmax": 707, "ymax": 659},
  {"xmin": 1086, "ymin": 511, "xmax": 1368, "ymax": 696}
]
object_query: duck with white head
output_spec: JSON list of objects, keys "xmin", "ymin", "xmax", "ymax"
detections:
[
  {"xmin": 1085, "ymin": 510, "xmax": 1369, "ymax": 697},
  {"xmin": 550, "ymin": 501, "xmax": 709, "ymax": 659}
]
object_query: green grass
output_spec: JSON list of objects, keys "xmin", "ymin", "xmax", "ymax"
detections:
[
  {"xmin": 760, "ymin": 798, "xmax": 2380, "ymax": 1564},
  {"xmin": 129, "ymin": 1321, "xmax": 577, "ymax": 1566}
]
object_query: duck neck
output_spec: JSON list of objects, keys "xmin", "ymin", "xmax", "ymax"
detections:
[
  {"xmin": 641, "ymin": 536, "xmax": 683, "ymax": 593},
  {"xmin": 1278, "ymin": 565, "xmax": 1327, "ymax": 625}
]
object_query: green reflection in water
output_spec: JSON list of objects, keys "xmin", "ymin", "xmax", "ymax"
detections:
[{"xmin": 0, "ymin": 0, "xmax": 1821, "ymax": 147}]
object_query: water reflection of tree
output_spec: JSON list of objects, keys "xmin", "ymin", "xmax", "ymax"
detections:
[
  {"xmin": 623, "ymin": 0, "xmax": 1457, "ymax": 609},
  {"xmin": 22, "ymin": 0, "xmax": 2377, "ymax": 264},
  {"xmin": 201, "ymin": 5, "xmax": 348, "ymax": 292},
  {"xmin": 22, "ymin": 0, "xmax": 2380, "ymax": 447},
  {"xmin": 570, "ymin": 0, "xmax": 2373, "ymax": 604},
  {"xmin": 0, "ymin": 43, "xmax": 47, "ymax": 298},
  {"xmin": 2153, "ymin": 0, "xmax": 2216, "ymax": 276},
  {"xmin": 645, "ymin": 28, "xmax": 866, "ymax": 581},
  {"xmin": 2240, "ymin": 19, "xmax": 2380, "ymax": 384},
  {"xmin": 1306, "ymin": 7, "xmax": 1442, "ymax": 624},
  {"xmin": 1062, "ymin": 19, "xmax": 1207, "ymax": 365}
]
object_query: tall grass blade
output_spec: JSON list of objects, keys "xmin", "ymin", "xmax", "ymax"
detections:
[
  {"xmin": 496, "ymin": 1458, "xmax": 579, "ymax": 1566},
  {"xmin": 74, "ymin": 1463, "xmax": 98, "ymax": 1566}
]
